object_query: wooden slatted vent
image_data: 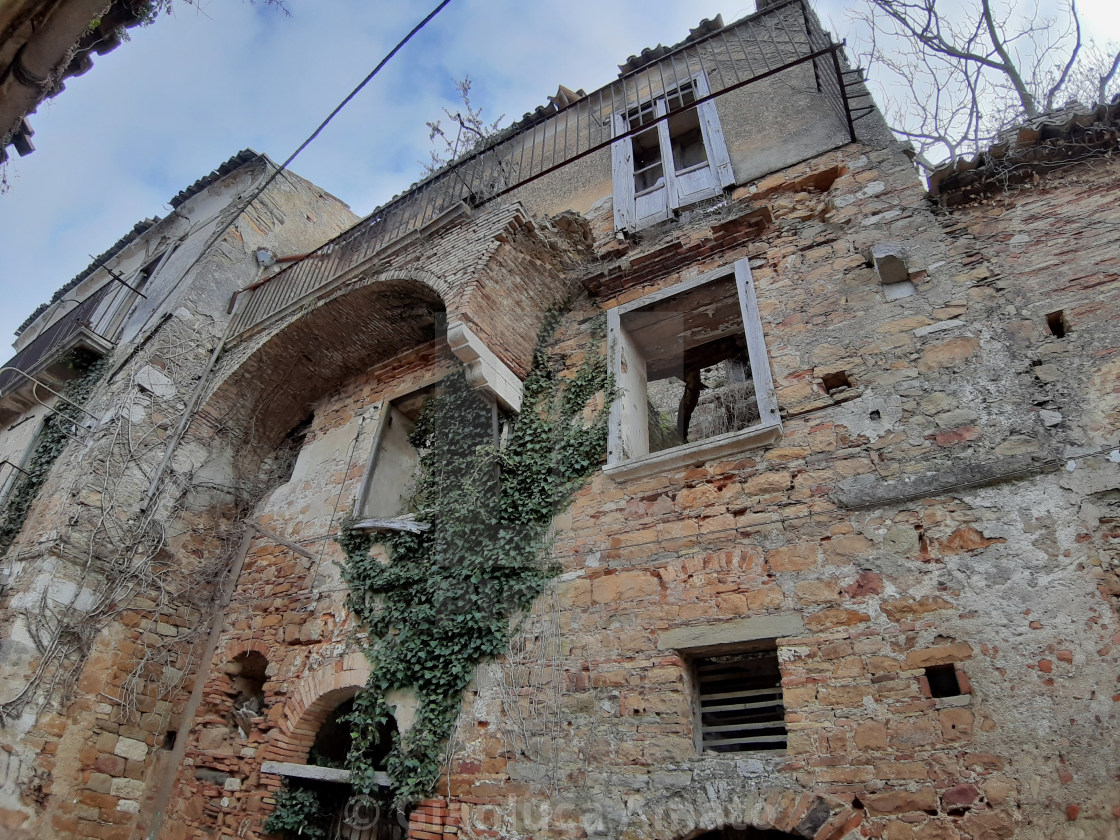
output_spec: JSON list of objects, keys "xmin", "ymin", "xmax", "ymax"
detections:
[{"xmin": 695, "ymin": 647, "xmax": 786, "ymax": 752}]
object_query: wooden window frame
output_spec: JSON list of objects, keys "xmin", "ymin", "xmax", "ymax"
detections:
[
  {"xmin": 353, "ymin": 378, "xmax": 512, "ymax": 532},
  {"xmin": 611, "ymin": 72, "xmax": 734, "ymax": 231},
  {"xmin": 604, "ymin": 258, "xmax": 780, "ymax": 480}
]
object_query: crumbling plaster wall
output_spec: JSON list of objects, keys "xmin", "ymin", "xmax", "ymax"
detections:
[{"xmin": 0, "ymin": 166, "xmax": 359, "ymax": 840}]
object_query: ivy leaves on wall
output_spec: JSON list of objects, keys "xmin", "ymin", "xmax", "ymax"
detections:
[
  {"xmin": 334, "ymin": 309, "xmax": 612, "ymax": 806},
  {"xmin": 262, "ymin": 784, "xmax": 327, "ymax": 840}
]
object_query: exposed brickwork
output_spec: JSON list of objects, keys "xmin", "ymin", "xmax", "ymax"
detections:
[{"xmin": 3, "ymin": 34, "xmax": 1120, "ymax": 840}]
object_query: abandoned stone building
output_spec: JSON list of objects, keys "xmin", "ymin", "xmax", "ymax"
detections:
[{"xmin": 1, "ymin": 3, "xmax": 1118, "ymax": 840}]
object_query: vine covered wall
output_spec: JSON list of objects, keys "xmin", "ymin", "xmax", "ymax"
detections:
[{"xmin": 335, "ymin": 309, "xmax": 612, "ymax": 806}]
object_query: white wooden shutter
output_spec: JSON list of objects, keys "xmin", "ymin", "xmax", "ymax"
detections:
[
  {"xmin": 695, "ymin": 74, "xmax": 735, "ymax": 188},
  {"xmin": 734, "ymin": 259, "xmax": 779, "ymax": 426},
  {"xmin": 611, "ymin": 112, "xmax": 635, "ymax": 231}
]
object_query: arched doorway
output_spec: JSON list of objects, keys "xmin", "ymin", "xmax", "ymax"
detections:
[
  {"xmin": 692, "ymin": 828, "xmax": 802, "ymax": 840},
  {"xmin": 272, "ymin": 694, "xmax": 401, "ymax": 840}
]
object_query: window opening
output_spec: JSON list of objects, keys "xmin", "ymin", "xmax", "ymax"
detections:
[
  {"xmin": 356, "ymin": 384, "xmax": 510, "ymax": 529},
  {"xmin": 925, "ymin": 664, "xmax": 963, "ymax": 698},
  {"xmin": 356, "ymin": 388, "xmax": 433, "ymax": 525},
  {"xmin": 1045, "ymin": 310, "xmax": 1067, "ymax": 338},
  {"xmin": 612, "ymin": 73, "xmax": 733, "ymax": 230},
  {"xmin": 607, "ymin": 259, "xmax": 779, "ymax": 474},
  {"xmin": 694, "ymin": 644, "xmax": 786, "ymax": 753},
  {"xmin": 228, "ymin": 651, "xmax": 268, "ymax": 737}
]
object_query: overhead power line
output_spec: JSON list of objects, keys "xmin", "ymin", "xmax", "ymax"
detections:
[{"xmin": 242, "ymin": 0, "xmax": 455, "ymax": 209}]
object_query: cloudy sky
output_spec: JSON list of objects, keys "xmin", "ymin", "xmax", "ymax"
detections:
[{"xmin": 0, "ymin": 0, "xmax": 1117, "ymax": 345}]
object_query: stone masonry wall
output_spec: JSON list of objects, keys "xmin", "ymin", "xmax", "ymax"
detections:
[
  {"xmin": 432, "ymin": 143, "xmax": 1120, "ymax": 840},
  {"xmin": 0, "ymin": 167, "xmax": 359, "ymax": 840},
  {"xmin": 157, "ymin": 139, "xmax": 1119, "ymax": 840}
]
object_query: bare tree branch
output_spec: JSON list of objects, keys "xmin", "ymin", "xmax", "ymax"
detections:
[
  {"xmin": 849, "ymin": 0, "xmax": 1120, "ymax": 173},
  {"xmin": 1100, "ymin": 49, "xmax": 1120, "ymax": 104},
  {"xmin": 1045, "ymin": 0, "xmax": 1082, "ymax": 110}
]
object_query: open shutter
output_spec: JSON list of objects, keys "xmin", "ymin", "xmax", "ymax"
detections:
[
  {"xmin": 611, "ymin": 112, "xmax": 635, "ymax": 230},
  {"xmin": 735, "ymin": 259, "xmax": 779, "ymax": 426},
  {"xmin": 694, "ymin": 74, "xmax": 735, "ymax": 188}
]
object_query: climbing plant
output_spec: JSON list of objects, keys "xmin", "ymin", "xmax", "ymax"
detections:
[
  {"xmin": 335, "ymin": 308, "xmax": 612, "ymax": 806},
  {"xmin": 0, "ymin": 350, "xmax": 108, "ymax": 556},
  {"xmin": 262, "ymin": 783, "xmax": 326, "ymax": 840}
]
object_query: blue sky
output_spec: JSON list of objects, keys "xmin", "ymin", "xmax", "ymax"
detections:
[{"xmin": 0, "ymin": 0, "xmax": 1117, "ymax": 345}]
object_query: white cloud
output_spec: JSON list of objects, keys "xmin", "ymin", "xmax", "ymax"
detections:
[{"xmin": 0, "ymin": 0, "xmax": 1116, "ymax": 345}]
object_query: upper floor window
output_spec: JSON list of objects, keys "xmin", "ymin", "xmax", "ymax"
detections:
[
  {"xmin": 611, "ymin": 73, "xmax": 734, "ymax": 230},
  {"xmin": 353, "ymin": 383, "xmax": 511, "ymax": 531},
  {"xmin": 605, "ymin": 258, "xmax": 780, "ymax": 479}
]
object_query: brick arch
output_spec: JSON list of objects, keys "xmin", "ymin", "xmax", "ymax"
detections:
[
  {"xmin": 620, "ymin": 786, "xmax": 862, "ymax": 840},
  {"xmin": 223, "ymin": 638, "xmax": 271, "ymax": 662},
  {"xmin": 201, "ymin": 274, "xmax": 448, "ymax": 453},
  {"xmin": 262, "ymin": 653, "xmax": 371, "ymax": 764}
]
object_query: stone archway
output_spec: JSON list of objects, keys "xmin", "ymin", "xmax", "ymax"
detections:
[
  {"xmin": 262, "ymin": 654, "xmax": 371, "ymax": 764},
  {"xmin": 690, "ymin": 828, "xmax": 802, "ymax": 839},
  {"xmin": 614, "ymin": 787, "xmax": 863, "ymax": 840}
]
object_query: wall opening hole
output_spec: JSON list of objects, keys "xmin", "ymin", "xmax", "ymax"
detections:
[
  {"xmin": 1045, "ymin": 310, "xmax": 1067, "ymax": 338},
  {"xmin": 821, "ymin": 370, "xmax": 851, "ymax": 394},
  {"xmin": 227, "ymin": 651, "xmax": 268, "ymax": 736},
  {"xmin": 270, "ymin": 413, "xmax": 313, "ymax": 488},
  {"xmin": 869, "ymin": 409, "xmax": 881, "ymax": 421},
  {"xmin": 162, "ymin": 730, "xmax": 177, "ymax": 750},
  {"xmin": 309, "ymin": 697, "xmax": 397, "ymax": 770},
  {"xmin": 925, "ymin": 664, "xmax": 962, "ymax": 698}
]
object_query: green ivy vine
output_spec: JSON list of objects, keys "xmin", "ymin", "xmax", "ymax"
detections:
[
  {"xmin": 262, "ymin": 783, "xmax": 326, "ymax": 839},
  {"xmin": 334, "ymin": 308, "xmax": 612, "ymax": 806},
  {"xmin": 0, "ymin": 350, "xmax": 108, "ymax": 556}
]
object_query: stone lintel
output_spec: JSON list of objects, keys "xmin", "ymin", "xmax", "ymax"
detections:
[
  {"xmin": 260, "ymin": 761, "xmax": 392, "ymax": 787},
  {"xmin": 657, "ymin": 614, "xmax": 805, "ymax": 654}
]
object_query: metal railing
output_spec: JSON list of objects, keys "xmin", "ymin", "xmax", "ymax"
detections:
[
  {"xmin": 0, "ymin": 285, "xmax": 111, "ymax": 396},
  {"xmin": 229, "ymin": 0, "xmax": 862, "ymax": 341}
]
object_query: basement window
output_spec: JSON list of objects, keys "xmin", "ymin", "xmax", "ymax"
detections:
[
  {"xmin": 611, "ymin": 73, "xmax": 734, "ymax": 230},
  {"xmin": 694, "ymin": 643, "xmax": 786, "ymax": 753},
  {"xmin": 605, "ymin": 259, "xmax": 780, "ymax": 479}
]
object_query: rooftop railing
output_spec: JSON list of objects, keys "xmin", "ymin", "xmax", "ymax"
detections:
[{"xmin": 229, "ymin": 0, "xmax": 868, "ymax": 341}]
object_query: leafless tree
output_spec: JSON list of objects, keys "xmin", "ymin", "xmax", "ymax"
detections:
[
  {"xmin": 423, "ymin": 77, "xmax": 505, "ymax": 175},
  {"xmin": 849, "ymin": 0, "xmax": 1120, "ymax": 172}
]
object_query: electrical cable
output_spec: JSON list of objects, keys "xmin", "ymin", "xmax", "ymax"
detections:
[
  {"xmin": 135, "ymin": 0, "xmax": 456, "ymax": 508},
  {"xmin": 233, "ymin": 0, "xmax": 455, "ymax": 217}
]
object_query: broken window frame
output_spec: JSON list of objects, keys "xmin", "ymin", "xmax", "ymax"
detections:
[
  {"xmin": 352, "ymin": 380, "xmax": 512, "ymax": 533},
  {"xmin": 352, "ymin": 393, "xmax": 428, "ymax": 534},
  {"xmin": 605, "ymin": 258, "xmax": 780, "ymax": 480},
  {"xmin": 611, "ymin": 71, "xmax": 734, "ymax": 231}
]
